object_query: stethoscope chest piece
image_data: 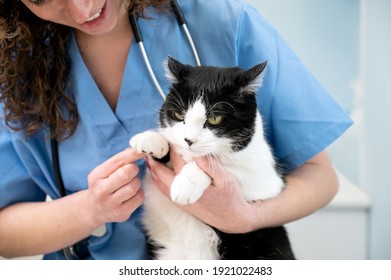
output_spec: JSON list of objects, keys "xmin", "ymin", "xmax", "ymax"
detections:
[{"xmin": 92, "ymin": 224, "xmax": 107, "ymax": 237}]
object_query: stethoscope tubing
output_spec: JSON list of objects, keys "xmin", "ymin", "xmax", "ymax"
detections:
[{"xmin": 129, "ymin": 0, "xmax": 201, "ymax": 100}]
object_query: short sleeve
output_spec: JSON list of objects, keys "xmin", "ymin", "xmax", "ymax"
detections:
[
  {"xmin": 0, "ymin": 127, "xmax": 46, "ymax": 208},
  {"xmin": 237, "ymin": 3, "xmax": 353, "ymax": 171}
]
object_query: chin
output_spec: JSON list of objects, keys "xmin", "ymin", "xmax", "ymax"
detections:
[{"xmin": 177, "ymin": 146, "xmax": 212, "ymax": 162}]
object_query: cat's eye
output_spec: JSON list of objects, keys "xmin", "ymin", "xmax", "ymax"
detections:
[
  {"xmin": 207, "ymin": 115, "xmax": 223, "ymax": 126},
  {"xmin": 173, "ymin": 112, "xmax": 185, "ymax": 121}
]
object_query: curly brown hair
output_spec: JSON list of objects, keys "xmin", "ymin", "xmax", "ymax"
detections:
[{"xmin": 0, "ymin": 0, "xmax": 170, "ymax": 140}]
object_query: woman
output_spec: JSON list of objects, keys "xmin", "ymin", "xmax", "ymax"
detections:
[{"xmin": 0, "ymin": 0, "xmax": 352, "ymax": 259}]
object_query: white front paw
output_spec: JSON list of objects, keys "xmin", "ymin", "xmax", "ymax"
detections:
[
  {"xmin": 170, "ymin": 161, "xmax": 211, "ymax": 204},
  {"xmin": 129, "ymin": 131, "xmax": 169, "ymax": 159}
]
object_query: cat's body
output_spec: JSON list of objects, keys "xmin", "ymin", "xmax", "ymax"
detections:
[{"xmin": 130, "ymin": 57, "xmax": 295, "ymax": 259}]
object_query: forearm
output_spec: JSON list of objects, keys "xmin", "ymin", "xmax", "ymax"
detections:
[
  {"xmin": 0, "ymin": 190, "xmax": 99, "ymax": 258},
  {"xmin": 249, "ymin": 151, "xmax": 339, "ymax": 230},
  {"xmin": 0, "ymin": 148, "xmax": 144, "ymax": 258}
]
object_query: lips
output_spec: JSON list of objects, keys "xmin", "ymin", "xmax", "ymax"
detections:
[
  {"xmin": 81, "ymin": 2, "xmax": 107, "ymax": 28},
  {"xmin": 85, "ymin": 8, "xmax": 103, "ymax": 23}
]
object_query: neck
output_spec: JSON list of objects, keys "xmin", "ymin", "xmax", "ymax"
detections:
[{"xmin": 73, "ymin": 8, "xmax": 133, "ymax": 111}]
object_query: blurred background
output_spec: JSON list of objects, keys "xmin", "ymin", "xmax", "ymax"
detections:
[{"xmin": 245, "ymin": 0, "xmax": 390, "ymax": 259}]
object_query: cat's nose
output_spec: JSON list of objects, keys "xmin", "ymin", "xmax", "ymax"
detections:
[{"xmin": 184, "ymin": 138, "xmax": 195, "ymax": 146}]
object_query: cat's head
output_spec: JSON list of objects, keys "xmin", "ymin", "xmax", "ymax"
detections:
[{"xmin": 159, "ymin": 57, "xmax": 267, "ymax": 158}]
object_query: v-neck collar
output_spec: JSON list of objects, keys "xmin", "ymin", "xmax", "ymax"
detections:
[
  {"xmin": 69, "ymin": 34, "xmax": 128, "ymax": 140},
  {"xmin": 68, "ymin": 12, "xmax": 170, "ymax": 142}
]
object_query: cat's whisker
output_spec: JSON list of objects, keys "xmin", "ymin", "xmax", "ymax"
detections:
[
  {"xmin": 206, "ymin": 101, "xmax": 237, "ymax": 115},
  {"xmin": 168, "ymin": 86, "xmax": 186, "ymax": 112},
  {"xmin": 201, "ymin": 91, "xmax": 211, "ymax": 111},
  {"xmin": 205, "ymin": 153, "xmax": 224, "ymax": 186}
]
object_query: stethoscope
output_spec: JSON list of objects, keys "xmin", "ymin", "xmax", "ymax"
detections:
[
  {"xmin": 51, "ymin": 0, "xmax": 200, "ymax": 259},
  {"xmin": 129, "ymin": 0, "xmax": 201, "ymax": 100}
]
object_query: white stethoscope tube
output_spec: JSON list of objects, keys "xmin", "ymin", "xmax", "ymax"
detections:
[
  {"xmin": 182, "ymin": 24, "xmax": 202, "ymax": 67},
  {"xmin": 129, "ymin": 0, "xmax": 201, "ymax": 100},
  {"xmin": 137, "ymin": 41, "xmax": 166, "ymax": 100}
]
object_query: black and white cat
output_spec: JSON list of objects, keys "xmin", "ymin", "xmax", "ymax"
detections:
[{"xmin": 130, "ymin": 57, "xmax": 295, "ymax": 260}]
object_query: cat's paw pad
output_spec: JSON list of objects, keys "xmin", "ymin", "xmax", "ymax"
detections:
[
  {"xmin": 129, "ymin": 131, "xmax": 169, "ymax": 159},
  {"xmin": 170, "ymin": 162, "xmax": 211, "ymax": 204}
]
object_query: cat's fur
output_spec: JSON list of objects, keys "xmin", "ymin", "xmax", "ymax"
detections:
[{"xmin": 129, "ymin": 57, "xmax": 295, "ymax": 260}]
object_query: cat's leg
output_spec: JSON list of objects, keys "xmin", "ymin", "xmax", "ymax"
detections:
[
  {"xmin": 170, "ymin": 161, "xmax": 211, "ymax": 204},
  {"xmin": 156, "ymin": 217, "xmax": 220, "ymax": 260},
  {"xmin": 129, "ymin": 130, "xmax": 169, "ymax": 159}
]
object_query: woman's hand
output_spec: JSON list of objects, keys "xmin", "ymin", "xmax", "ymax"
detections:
[
  {"xmin": 86, "ymin": 148, "xmax": 145, "ymax": 229},
  {"xmin": 0, "ymin": 148, "xmax": 146, "ymax": 258},
  {"xmin": 146, "ymin": 150, "xmax": 257, "ymax": 234},
  {"xmin": 146, "ymin": 149, "xmax": 338, "ymax": 235}
]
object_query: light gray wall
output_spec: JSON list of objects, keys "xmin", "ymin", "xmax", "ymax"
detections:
[{"xmin": 360, "ymin": 0, "xmax": 391, "ymax": 260}]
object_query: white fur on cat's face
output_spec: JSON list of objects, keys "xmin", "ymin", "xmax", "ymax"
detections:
[{"xmin": 160, "ymin": 99, "xmax": 231, "ymax": 161}]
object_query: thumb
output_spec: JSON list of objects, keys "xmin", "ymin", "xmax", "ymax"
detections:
[
  {"xmin": 146, "ymin": 156, "xmax": 173, "ymax": 198},
  {"xmin": 169, "ymin": 148, "xmax": 186, "ymax": 173},
  {"xmin": 193, "ymin": 156, "xmax": 227, "ymax": 184}
]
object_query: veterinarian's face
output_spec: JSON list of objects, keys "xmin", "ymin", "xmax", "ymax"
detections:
[{"xmin": 20, "ymin": 0, "xmax": 128, "ymax": 36}]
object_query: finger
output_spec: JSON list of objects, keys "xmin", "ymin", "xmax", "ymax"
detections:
[
  {"xmin": 116, "ymin": 188, "xmax": 145, "ymax": 222},
  {"xmin": 169, "ymin": 148, "xmax": 186, "ymax": 174},
  {"xmin": 149, "ymin": 168, "xmax": 170, "ymax": 198},
  {"xmin": 112, "ymin": 177, "xmax": 142, "ymax": 204},
  {"xmin": 147, "ymin": 157, "xmax": 175, "ymax": 198},
  {"xmin": 91, "ymin": 148, "xmax": 145, "ymax": 179},
  {"xmin": 105, "ymin": 163, "xmax": 140, "ymax": 193},
  {"xmin": 194, "ymin": 156, "xmax": 227, "ymax": 185}
]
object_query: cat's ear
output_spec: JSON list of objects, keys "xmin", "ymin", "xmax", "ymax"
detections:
[
  {"xmin": 164, "ymin": 56, "xmax": 193, "ymax": 84},
  {"xmin": 237, "ymin": 61, "xmax": 267, "ymax": 94}
]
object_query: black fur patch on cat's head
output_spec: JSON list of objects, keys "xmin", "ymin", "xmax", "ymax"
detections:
[{"xmin": 160, "ymin": 57, "xmax": 267, "ymax": 151}]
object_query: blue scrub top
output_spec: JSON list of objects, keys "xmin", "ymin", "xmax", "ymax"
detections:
[{"xmin": 0, "ymin": 0, "xmax": 352, "ymax": 259}]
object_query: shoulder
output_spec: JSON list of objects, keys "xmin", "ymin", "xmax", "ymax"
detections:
[
  {"xmin": 177, "ymin": 0, "xmax": 243, "ymax": 33},
  {"xmin": 177, "ymin": 0, "xmax": 245, "ymax": 16},
  {"xmin": 176, "ymin": 0, "xmax": 265, "ymax": 30},
  {"xmin": 175, "ymin": 0, "xmax": 272, "ymax": 66}
]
